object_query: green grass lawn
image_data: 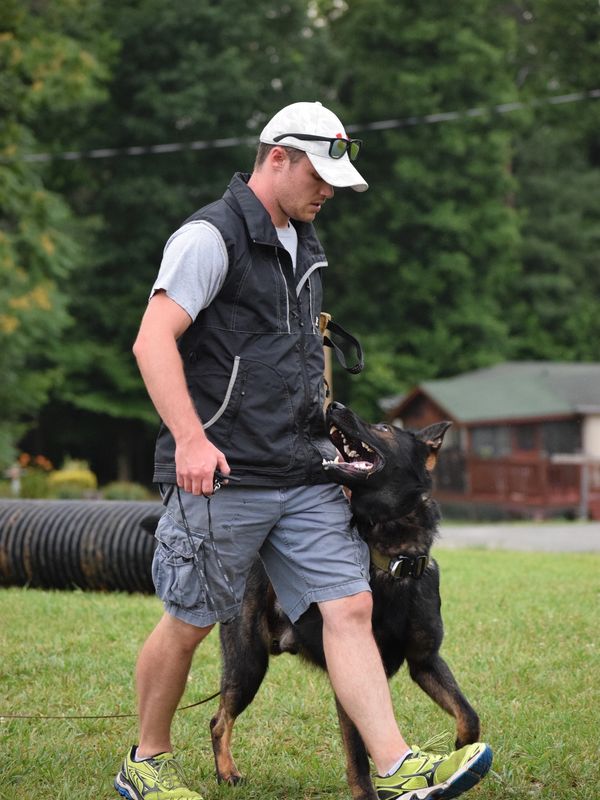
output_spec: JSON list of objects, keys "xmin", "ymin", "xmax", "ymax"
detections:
[{"xmin": 1, "ymin": 548, "xmax": 598, "ymax": 800}]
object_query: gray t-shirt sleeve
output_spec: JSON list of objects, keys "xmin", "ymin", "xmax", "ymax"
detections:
[{"xmin": 150, "ymin": 220, "xmax": 228, "ymax": 320}]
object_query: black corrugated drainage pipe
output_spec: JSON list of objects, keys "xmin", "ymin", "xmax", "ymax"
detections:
[{"xmin": 0, "ymin": 499, "xmax": 163, "ymax": 593}]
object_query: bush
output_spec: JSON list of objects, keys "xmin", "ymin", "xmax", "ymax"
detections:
[
  {"xmin": 101, "ymin": 481, "xmax": 152, "ymax": 501},
  {"xmin": 20, "ymin": 470, "xmax": 51, "ymax": 498},
  {"xmin": 47, "ymin": 459, "xmax": 98, "ymax": 499},
  {"xmin": 8, "ymin": 453, "xmax": 54, "ymax": 498}
]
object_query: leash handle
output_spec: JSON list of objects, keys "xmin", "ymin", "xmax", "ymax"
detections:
[
  {"xmin": 162, "ymin": 472, "xmax": 240, "ymax": 506},
  {"xmin": 322, "ymin": 317, "xmax": 365, "ymax": 375},
  {"xmin": 214, "ymin": 470, "xmax": 240, "ymax": 483}
]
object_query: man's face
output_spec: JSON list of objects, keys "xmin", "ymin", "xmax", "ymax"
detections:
[{"xmin": 275, "ymin": 153, "xmax": 334, "ymax": 223}]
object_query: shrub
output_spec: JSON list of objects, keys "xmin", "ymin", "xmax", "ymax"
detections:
[
  {"xmin": 102, "ymin": 481, "xmax": 152, "ymax": 501},
  {"xmin": 9, "ymin": 453, "xmax": 54, "ymax": 498},
  {"xmin": 47, "ymin": 459, "xmax": 98, "ymax": 499},
  {"xmin": 20, "ymin": 470, "xmax": 51, "ymax": 498}
]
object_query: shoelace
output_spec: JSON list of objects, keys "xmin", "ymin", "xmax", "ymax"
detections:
[
  {"xmin": 411, "ymin": 730, "xmax": 453, "ymax": 756},
  {"xmin": 155, "ymin": 756, "xmax": 188, "ymax": 790}
]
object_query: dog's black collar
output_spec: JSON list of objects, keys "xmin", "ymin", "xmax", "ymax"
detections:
[{"xmin": 370, "ymin": 548, "xmax": 429, "ymax": 579}]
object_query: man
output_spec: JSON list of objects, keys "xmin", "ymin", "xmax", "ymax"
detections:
[{"xmin": 116, "ymin": 101, "xmax": 492, "ymax": 800}]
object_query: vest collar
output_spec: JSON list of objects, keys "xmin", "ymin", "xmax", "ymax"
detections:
[{"xmin": 226, "ymin": 172, "xmax": 315, "ymax": 247}]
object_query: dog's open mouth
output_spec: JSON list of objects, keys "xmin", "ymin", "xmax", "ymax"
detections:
[{"xmin": 323, "ymin": 424, "xmax": 383, "ymax": 478}]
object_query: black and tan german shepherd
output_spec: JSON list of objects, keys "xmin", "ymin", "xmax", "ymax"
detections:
[{"xmin": 209, "ymin": 401, "xmax": 481, "ymax": 800}]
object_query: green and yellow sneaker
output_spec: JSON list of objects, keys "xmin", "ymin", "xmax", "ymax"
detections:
[
  {"xmin": 114, "ymin": 747, "xmax": 203, "ymax": 800},
  {"xmin": 374, "ymin": 741, "xmax": 493, "ymax": 800}
]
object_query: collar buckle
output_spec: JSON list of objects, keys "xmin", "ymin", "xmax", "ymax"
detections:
[{"xmin": 388, "ymin": 554, "xmax": 429, "ymax": 579}]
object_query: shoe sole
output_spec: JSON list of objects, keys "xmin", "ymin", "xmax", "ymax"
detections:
[
  {"xmin": 114, "ymin": 772, "xmax": 141, "ymax": 800},
  {"xmin": 437, "ymin": 744, "xmax": 493, "ymax": 800},
  {"xmin": 420, "ymin": 744, "xmax": 493, "ymax": 800}
]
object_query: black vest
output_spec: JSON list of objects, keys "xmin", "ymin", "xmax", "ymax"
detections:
[{"xmin": 153, "ymin": 173, "xmax": 337, "ymax": 486}]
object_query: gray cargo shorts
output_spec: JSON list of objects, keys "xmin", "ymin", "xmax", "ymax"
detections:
[{"xmin": 152, "ymin": 483, "xmax": 370, "ymax": 627}]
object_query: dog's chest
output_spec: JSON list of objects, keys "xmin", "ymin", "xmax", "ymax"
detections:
[{"xmin": 371, "ymin": 574, "xmax": 412, "ymax": 632}]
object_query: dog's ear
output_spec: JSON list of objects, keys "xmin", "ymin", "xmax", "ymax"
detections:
[{"xmin": 416, "ymin": 421, "xmax": 452, "ymax": 471}]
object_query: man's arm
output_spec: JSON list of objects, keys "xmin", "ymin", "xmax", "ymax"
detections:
[{"xmin": 132, "ymin": 290, "xmax": 230, "ymax": 495}]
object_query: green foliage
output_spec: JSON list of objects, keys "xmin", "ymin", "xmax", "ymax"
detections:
[
  {"xmin": 47, "ymin": 457, "xmax": 98, "ymax": 498},
  {"xmin": 37, "ymin": 0, "xmax": 336, "ymax": 469},
  {"xmin": 3, "ymin": 0, "xmax": 599, "ymax": 476},
  {"xmin": 7, "ymin": 452, "xmax": 54, "ymax": 498},
  {"xmin": 0, "ymin": 1, "xmax": 112, "ymax": 467},
  {"xmin": 507, "ymin": 0, "xmax": 600, "ymax": 361},
  {"xmin": 102, "ymin": 480, "xmax": 152, "ymax": 501},
  {"xmin": 19, "ymin": 469, "xmax": 51, "ymax": 499},
  {"xmin": 318, "ymin": 1, "xmax": 522, "ymax": 415},
  {"xmin": 510, "ymin": 127, "xmax": 600, "ymax": 359}
]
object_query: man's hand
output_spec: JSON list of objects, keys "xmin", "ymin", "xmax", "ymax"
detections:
[{"xmin": 175, "ymin": 435, "xmax": 230, "ymax": 496}]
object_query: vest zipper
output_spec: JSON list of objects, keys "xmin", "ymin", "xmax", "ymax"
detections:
[
  {"xmin": 275, "ymin": 252, "xmax": 291, "ymax": 333},
  {"xmin": 278, "ymin": 247, "xmax": 315, "ymax": 472}
]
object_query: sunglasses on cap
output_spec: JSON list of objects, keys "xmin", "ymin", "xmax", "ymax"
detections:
[{"xmin": 273, "ymin": 133, "xmax": 362, "ymax": 162}]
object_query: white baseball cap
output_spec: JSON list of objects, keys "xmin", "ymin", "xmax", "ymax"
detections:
[{"xmin": 259, "ymin": 101, "xmax": 368, "ymax": 192}]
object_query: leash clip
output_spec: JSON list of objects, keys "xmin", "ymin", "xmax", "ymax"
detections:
[{"xmin": 213, "ymin": 470, "xmax": 241, "ymax": 493}]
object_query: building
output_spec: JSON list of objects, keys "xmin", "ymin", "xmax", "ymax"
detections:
[{"xmin": 383, "ymin": 362, "xmax": 600, "ymax": 520}]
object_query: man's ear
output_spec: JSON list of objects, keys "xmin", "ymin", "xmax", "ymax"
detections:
[
  {"xmin": 269, "ymin": 145, "xmax": 289, "ymax": 171},
  {"xmin": 415, "ymin": 421, "xmax": 452, "ymax": 471}
]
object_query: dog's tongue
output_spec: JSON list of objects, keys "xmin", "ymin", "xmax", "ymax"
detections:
[
  {"xmin": 333, "ymin": 447, "xmax": 373, "ymax": 471},
  {"xmin": 349, "ymin": 461, "xmax": 373, "ymax": 471},
  {"xmin": 322, "ymin": 455, "xmax": 373, "ymax": 472}
]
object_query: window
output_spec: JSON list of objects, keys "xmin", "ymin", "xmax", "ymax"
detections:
[
  {"xmin": 514, "ymin": 424, "xmax": 536, "ymax": 451},
  {"xmin": 470, "ymin": 426, "xmax": 511, "ymax": 458},
  {"xmin": 542, "ymin": 420, "xmax": 580, "ymax": 454}
]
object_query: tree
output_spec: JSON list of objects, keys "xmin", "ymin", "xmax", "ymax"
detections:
[
  {"xmin": 508, "ymin": 0, "xmax": 600, "ymax": 360},
  {"xmin": 41, "ymin": 0, "xmax": 336, "ymax": 481},
  {"xmin": 0, "ymin": 0, "xmax": 110, "ymax": 467},
  {"xmin": 314, "ymin": 0, "xmax": 521, "ymax": 418}
]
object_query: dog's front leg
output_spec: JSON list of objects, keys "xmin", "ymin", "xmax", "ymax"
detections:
[
  {"xmin": 407, "ymin": 654, "xmax": 481, "ymax": 748},
  {"xmin": 210, "ymin": 611, "xmax": 271, "ymax": 785},
  {"xmin": 335, "ymin": 697, "xmax": 378, "ymax": 800},
  {"xmin": 210, "ymin": 703, "xmax": 243, "ymax": 785}
]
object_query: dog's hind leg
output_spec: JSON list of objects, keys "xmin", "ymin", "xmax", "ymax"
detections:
[
  {"xmin": 407, "ymin": 654, "xmax": 480, "ymax": 748},
  {"xmin": 335, "ymin": 697, "xmax": 378, "ymax": 800}
]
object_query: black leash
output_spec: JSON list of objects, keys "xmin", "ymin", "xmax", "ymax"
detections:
[
  {"xmin": 0, "ymin": 689, "xmax": 221, "ymax": 721},
  {"xmin": 175, "ymin": 483, "xmax": 239, "ymax": 612}
]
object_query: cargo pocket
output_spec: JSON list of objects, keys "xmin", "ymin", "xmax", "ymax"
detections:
[{"xmin": 152, "ymin": 514, "xmax": 207, "ymax": 609}]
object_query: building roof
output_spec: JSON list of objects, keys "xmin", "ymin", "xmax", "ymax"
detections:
[{"xmin": 388, "ymin": 362, "xmax": 600, "ymax": 423}]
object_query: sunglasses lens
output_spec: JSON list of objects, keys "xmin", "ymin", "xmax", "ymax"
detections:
[
  {"xmin": 329, "ymin": 138, "xmax": 347, "ymax": 159},
  {"xmin": 349, "ymin": 140, "xmax": 361, "ymax": 162}
]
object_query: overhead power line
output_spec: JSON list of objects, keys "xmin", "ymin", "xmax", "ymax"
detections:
[{"xmin": 2, "ymin": 89, "xmax": 599, "ymax": 165}]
